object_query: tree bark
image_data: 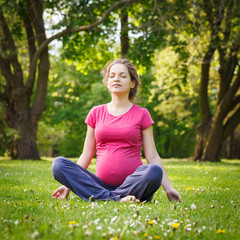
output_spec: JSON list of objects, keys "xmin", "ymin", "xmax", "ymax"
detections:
[
  {"xmin": 120, "ymin": 8, "xmax": 129, "ymax": 58},
  {"xmin": 13, "ymin": 115, "xmax": 40, "ymax": 160},
  {"xmin": 194, "ymin": 47, "xmax": 215, "ymax": 160}
]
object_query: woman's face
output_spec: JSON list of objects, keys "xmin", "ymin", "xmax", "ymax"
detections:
[{"xmin": 107, "ymin": 63, "xmax": 135, "ymax": 97}]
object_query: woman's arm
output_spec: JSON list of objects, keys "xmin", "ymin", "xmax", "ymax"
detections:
[
  {"xmin": 142, "ymin": 125, "xmax": 182, "ymax": 202},
  {"xmin": 77, "ymin": 125, "xmax": 96, "ymax": 168},
  {"xmin": 52, "ymin": 125, "xmax": 96, "ymax": 199}
]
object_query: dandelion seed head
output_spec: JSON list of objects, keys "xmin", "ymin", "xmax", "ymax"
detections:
[
  {"xmin": 94, "ymin": 218, "xmax": 100, "ymax": 224},
  {"xmin": 191, "ymin": 204, "xmax": 197, "ymax": 210},
  {"xmin": 31, "ymin": 231, "xmax": 39, "ymax": 239},
  {"xmin": 14, "ymin": 220, "xmax": 19, "ymax": 225},
  {"xmin": 85, "ymin": 230, "xmax": 91, "ymax": 236},
  {"xmin": 96, "ymin": 226, "xmax": 102, "ymax": 230},
  {"xmin": 110, "ymin": 216, "xmax": 118, "ymax": 223}
]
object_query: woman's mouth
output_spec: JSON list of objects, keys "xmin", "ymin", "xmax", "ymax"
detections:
[{"xmin": 112, "ymin": 84, "xmax": 121, "ymax": 87}]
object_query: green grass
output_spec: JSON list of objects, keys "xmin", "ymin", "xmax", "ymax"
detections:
[{"xmin": 0, "ymin": 157, "xmax": 239, "ymax": 240}]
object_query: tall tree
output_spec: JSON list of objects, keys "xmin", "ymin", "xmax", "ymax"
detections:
[
  {"xmin": 125, "ymin": 0, "xmax": 240, "ymax": 161},
  {"xmin": 0, "ymin": 0, "xmax": 138, "ymax": 159},
  {"xmin": 194, "ymin": 0, "xmax": 240, "ymax": 161}
]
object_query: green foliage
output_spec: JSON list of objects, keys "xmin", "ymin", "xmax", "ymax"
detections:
[
  {"xmin": 38, "ymin": 57, "xmax": 111, "ymax": 157},
  {"xmin": 0, "ymin": 159, "xmax": 239, "ymax": 239},
  {"xmin": 45, "ymin": 0, "xmax": 119, "ymax": 74},
  {"xmin": 135, "ymin": 46, "xmax": 199, "ymax": 158}
]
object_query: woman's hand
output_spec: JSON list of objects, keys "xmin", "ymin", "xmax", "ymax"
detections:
[
  {"xmin": 52, "ymin": 186, "xmax": 70, "ymax": 199},
  {"xmin": 166, "ymin": 188, "xmax": 182, "ymax": 202}
]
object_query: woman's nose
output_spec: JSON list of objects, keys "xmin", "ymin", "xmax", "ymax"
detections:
[{"xmin": 113, "ymin": 76, "xmax": 120, "ymax": 81}]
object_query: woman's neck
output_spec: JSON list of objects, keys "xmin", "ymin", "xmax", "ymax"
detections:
[
  {"xmin": 107, "ymin": 95, "xmax": 133, "ymax": 116},
  {"xmin": 109, "ymin": 94, "xmax": 132, "ymax": 108}
]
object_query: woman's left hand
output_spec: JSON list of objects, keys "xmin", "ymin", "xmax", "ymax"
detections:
[{"xmin": 166, "ymin": 188, "xmax": 182, "ymax": 202}]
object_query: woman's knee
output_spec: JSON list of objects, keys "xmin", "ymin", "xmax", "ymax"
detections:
[
  {"xmin": 52, "ymin": 156, "xmax": 67, "ymax": 174},
  {"xmin": 146, "ymin": 164, "xmax": 163, "ymax": 185}
]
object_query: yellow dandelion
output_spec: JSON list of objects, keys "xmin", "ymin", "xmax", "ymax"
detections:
[
  {"xmin": 186, "ymin": 187, "xmax": 194, "ymax": 191},
  {"xmin": 154, "ymin": 235, "xmax": 160, "ymax": 239},
  {"xmin": 148, "ymin": 220, "xmax": 154, "ymax": 225},
  {"xmin": 171, "ymin": 222, "xmax": 180, "ymax": 229},
  {"xmin": 195, "ymin": 189, "xmax": 199, "ymax": 191},
  {"xmin": 68, "ymin": 221, "xmax": 76, "ymax": 225},
  {"xmin": 216, "ymin": 229, "xmax": 226, "ymax": 234},
  {"xmin": 143, "ymin": 233, "xmax": 148, "ymax": 237},
  {"xmin": 110, "ymin": 237, "xmax": 118, "ymax": 240}
]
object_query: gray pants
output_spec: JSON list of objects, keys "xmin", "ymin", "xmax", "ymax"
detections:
[{"xmin": 52, "ymin": 157, "xmax": 163, "ymax": 202}]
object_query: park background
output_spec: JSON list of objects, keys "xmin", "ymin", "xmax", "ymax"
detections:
[
  {"xmin": 0, "ymin": 1, "xmax": 240, "ymax": 240},
  {"xmin": 0, "ymin": 0, "xmax": 240, "ymax": 161}
]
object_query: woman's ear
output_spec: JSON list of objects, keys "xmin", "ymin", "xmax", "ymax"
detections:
[{"xmin": 131, "ymin": 80, "xmax": 136, "ymax": 88}]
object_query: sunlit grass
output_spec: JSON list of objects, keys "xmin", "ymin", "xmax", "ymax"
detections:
[{"xmin": 0, "ymin": 158, "xmax": 239, "ymax": 239}]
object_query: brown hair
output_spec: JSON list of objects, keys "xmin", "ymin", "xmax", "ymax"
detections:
[{"xmin": 101, "ymin": 59, "xmax": 140, "ymax": 101}]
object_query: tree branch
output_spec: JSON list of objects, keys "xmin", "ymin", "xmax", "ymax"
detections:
[
  {"xmin": 199, "ymin": 45, "xmax": 215, "ymax": 122},
  {"xmin": 120, "ymin": 7, "xmax": 129, "ymax": 58},
  {"xmin": 199, "ymin": 0, "xmax": 226, "ymax": 123},
  {"xmin": 223, "ymin": 105, "xmax": 240, "ymax": 140},
  {"xmin": 218, "ymin": 47, "xmax": 238, "ymax": 104},
  {"xmin": 219, "ymin": 65, "xmax": 240, "ymax": 117},
  {"xmin": 25, "ymin": 0, "xmax": 139, "ymax": 93},
  {"xmin": 19, "ymin": 3, "xmax": 37, "ymax": 62},
  {"xmin": 0, "ymin": 6, "xmax": 23, "ymax": 86},
  {"xmin": 25, "ymin": 0, "xmax": 45, "ymax": 43},
  {"xmin": 0, "ymin": 54, "xmax": 15, "ymax": 87}
]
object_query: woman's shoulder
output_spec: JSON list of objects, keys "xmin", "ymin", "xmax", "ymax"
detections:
[
  {"xmin": 88, "ymin": 104, "xmax": 107, "ymax": 114},
  {"xmin": 91, "ymin": 104, "xmax": 105, "ymax": 109},
  {"xmin": 132, "ymin": 104, "xmax": 150, "ymax": 113}
]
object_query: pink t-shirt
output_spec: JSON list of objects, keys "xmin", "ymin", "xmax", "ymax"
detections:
[{"xmin": 85, "ymin": 104, "xmax": 154, "ymax": 186}]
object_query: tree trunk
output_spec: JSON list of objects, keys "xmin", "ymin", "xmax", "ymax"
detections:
[
  {"xmin": 13, "ymin": 118, "xmax": 39, "ymax": 160},
  {"xmin": 201, "ymin": 114, "xmax": 224, "ymax": 161},
  {"xmin": 194, "ymin": 119, "xmax": 211, "ymax": 160},
  {"xmin": 120, "ymin": 8, "xmax": 129, "ymax": 58},
  {"xmin": 3, "ymin": 85, "xmax": 40, "ymax": 159},
  {"xmin": 194, "ymin": 42, "xmax": 214, "ymax": 161}
]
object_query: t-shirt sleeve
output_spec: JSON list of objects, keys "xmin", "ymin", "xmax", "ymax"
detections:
[
  {"xmin": 85, "ymin": 107, "xmax": 96, "ymax": 128},
  {"xmin": 142, "ymin": 108, "xmax": 154, "ymax": 130}
]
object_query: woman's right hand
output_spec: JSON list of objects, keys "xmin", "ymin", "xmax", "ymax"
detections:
[{"xmin": 52, "ymin": 186, "xmax": 70, "ymax": 199}]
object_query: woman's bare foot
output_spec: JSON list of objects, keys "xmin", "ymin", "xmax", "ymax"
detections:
[{"xmin": 120, "ymin": 195, "xmax": 137, "ymax": 203}]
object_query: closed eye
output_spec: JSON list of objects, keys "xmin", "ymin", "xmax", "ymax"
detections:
[
  {"xmin": 109, "ymin": 72, "xmax": 127, "ymax": 78},
  {"xmin": 109, "ymin": 73, "xmax": 115, "ymax": 78}
]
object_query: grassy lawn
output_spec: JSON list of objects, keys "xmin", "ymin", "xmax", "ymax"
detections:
[{"xmin": 0, "ymin": 157, "xmax": 239, "ymax": 240}]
